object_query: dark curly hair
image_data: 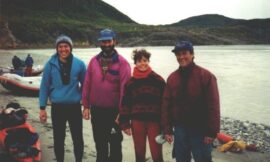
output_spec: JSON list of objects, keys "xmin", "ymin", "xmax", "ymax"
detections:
[{"xmin": 132, "ymin": 49, "xmax": 151, "ymax": 64}]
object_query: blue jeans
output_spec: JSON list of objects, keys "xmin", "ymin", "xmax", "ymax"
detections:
[{"xmin": 173, "ymin": 126, "xmax": 212, "ymax": 162}]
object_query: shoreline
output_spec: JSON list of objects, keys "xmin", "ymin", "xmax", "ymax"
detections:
[
  {"xmin": 0, "ymin": 87, "xmax": 270, "ymax": 161},
  {"xmin": 1, "ymin": 44, "xmax": 270, "ymax": 51}
]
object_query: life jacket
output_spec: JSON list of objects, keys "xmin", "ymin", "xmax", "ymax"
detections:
[{"xmin": 0, "ymin": 122, "xmax": 41, "ymax": 162}]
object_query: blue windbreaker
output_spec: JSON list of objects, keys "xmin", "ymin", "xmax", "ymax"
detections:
[{"xmin": 39, "ymin": 53, "xmax": 86, "ymax": 109}]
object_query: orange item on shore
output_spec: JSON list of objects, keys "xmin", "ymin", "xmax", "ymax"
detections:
[
  {"xmin": 218, "ymin": 140, "xmax": 246, "ymax": 153},
  {"xmin": 217, "ymin": 132, "xmax": 233, "ymax": 143},
  {"xmin": 0, "ymin": 122, "xmax": 41, "ymax": 162}
]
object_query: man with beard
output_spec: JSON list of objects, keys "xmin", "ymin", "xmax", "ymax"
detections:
[{"xmin": 82, "ymin": 29, "xmax": 131, "ymax": 162}]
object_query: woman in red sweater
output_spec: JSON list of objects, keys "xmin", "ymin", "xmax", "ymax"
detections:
[{"xmin": 119, "ymin": 49, "xmax": 165, "ymax": 162}]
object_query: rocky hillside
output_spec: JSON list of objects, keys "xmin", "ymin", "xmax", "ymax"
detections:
[
  {"xmin": 0, "ymin": 21, "xmax": 18, "ymax": 48},
  {"xmin": 0, "ymin": 0, "xmax": 139, "ymax": 48}
]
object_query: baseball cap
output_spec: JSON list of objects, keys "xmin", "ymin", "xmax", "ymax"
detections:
[
  {"xmin": 98, "ymin": 29, "xmax": 116, "ymax": 41},
  {"xmin": 172, "ymin": 41, "xmax": 194, "ymax": 54}
]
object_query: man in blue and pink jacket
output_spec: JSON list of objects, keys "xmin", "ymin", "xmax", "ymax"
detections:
[{"xmin": 82, "ymin": 29, "xmax": 131, "ymax": 162}]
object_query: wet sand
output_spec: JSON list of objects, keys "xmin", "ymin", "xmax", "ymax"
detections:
[{"xmin": 1, "ymin": 52, "xmax": 270, "ymax": 161}]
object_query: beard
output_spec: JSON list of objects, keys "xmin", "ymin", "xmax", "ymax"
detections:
[{"xmin": 101, "ymin": 45, "xmax": 115, "ymax": 57}]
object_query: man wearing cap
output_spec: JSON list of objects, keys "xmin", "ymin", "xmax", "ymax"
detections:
[
  {"xmin": 161, "ymin": 41, "xmax": 220, "ymax": 162},
  {"xmin": 82, "ymin": 29, "xmax": 131, "ymax": 162},
  {"xmin": 39, "ymin": 35, "xmax": 86, "ymax": 162}
]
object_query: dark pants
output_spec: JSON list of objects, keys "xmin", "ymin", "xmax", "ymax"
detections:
[
  {"xmin": 131, "ymin": 120, "xmax": 163, "ymax": 162},
  {"xmin": 173, "ymin": 126, "xmax": 212, "ymax": 162},
  {"xmin": 51, "ymin": 103, "xmax": 84, "ymax": 162},
  {"xmin": 91, "ymin": 106, "xmax": 123, "ymax": 162}
]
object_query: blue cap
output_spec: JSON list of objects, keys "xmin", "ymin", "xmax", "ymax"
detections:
[
  {"xmin": 172, "ymin": 41, "xmax": 194, "ymax": 54},
  {"xmin": 98, "ymin": 29, "xmax": 116, "ymax": 41}
]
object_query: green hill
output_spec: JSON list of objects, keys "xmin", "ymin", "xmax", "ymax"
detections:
[
  {"xmin": 0, "ymin": 1, "xmax": 270, "ymax": 48},
  {"xmin": 0, "ymin": 0, "xmax": 146, "ymax": 47},
  {"xmin": 171, "ymin": 14, "xmax": 241, "ymax": 27},
  {"xmin": 170, "ymin": 14, "xmax": 270, "ymax": 44}
]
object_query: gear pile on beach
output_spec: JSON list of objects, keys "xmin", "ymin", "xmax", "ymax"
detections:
[
  {"xmin": 0, "ymin": 102, "xmax": 41, "ymax": 162},
  {"xmin": 217, "ymin": 117, "xmax": 270, "ymax": 153}
]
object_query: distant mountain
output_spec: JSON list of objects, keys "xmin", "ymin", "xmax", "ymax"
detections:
[
  {"xmin": 166, "ymin": 14, "xmax": 270, "ymax": 45},
  {"xmin": 171, "ymin": 14, "xmax": 270, "ymax": 29},
  {"xmin": 0, "ymin": 1, "xmax": 269, "ymax": 48},
  {"xmin": 120, "ymin": 14, "xmax": 270, "ymax": 46},
  {"xmin": 171, "ymin": 14, "xmax": 242, "ymax": 27}
]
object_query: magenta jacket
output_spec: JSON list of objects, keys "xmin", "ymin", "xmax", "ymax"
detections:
[{"xmin": 82, "ymin": 51, "xmax": 131, "ymax": 109}]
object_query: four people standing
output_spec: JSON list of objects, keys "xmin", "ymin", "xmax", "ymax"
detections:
[
  {"xmin": 39, "ymin": 35, "xmax": 86, "ymax": 162},
  {"xmin": 82, "ymin": 29, "xmax": 131, "ymax": 162},
  {"xmin": 38, "ymin": 30, "xmax": 220, "ymax": 162}
]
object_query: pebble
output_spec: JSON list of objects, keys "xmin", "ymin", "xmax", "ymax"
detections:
[{"xmin": 221, "ymin": 117, "xmax": 270, "ymax": 153}]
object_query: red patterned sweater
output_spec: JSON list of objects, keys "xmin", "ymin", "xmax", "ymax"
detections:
[{"xmin": 119, "ymin": 71, "xmax": 165, "ymax": 130}]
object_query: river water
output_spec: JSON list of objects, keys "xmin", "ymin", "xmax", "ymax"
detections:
[{"xmin": 1, "ymin": 45, "xmax": 270, "ymax": 126}]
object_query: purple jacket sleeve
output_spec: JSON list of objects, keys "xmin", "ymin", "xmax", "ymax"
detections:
[{"xmin": 82, "ymin": 59, "xmax": 93, "ymax": 109}]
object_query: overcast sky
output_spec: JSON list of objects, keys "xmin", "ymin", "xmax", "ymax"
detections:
[{"xmin": 102, "ymin": 0, "xmax": 270, "ymax": 25}]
